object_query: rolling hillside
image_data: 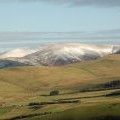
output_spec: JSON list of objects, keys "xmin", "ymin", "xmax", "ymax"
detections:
[
  {"xmin": 0, "ymin": 54, "xmax": 120, "ymax": 95},
  {"xmin": 0, "ymin": 54, "xmax": 120, "ymax": 119}
]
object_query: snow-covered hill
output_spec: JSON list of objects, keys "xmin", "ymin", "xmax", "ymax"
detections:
[
  {"xmin": 0, "ymin": 43, "xmax": 120, "ymax": 67},
  {"xmin": 0, "ymin": 48, "xmax": 38, "ymax": 59},
  {"xmin": 16, "ymin": 43, "xmax": 117, "ymax": 66}
]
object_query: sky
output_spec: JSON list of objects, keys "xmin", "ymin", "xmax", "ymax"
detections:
[{"xmin": 0, "ymin": 0, "xmax": 120, "ymax": 52}]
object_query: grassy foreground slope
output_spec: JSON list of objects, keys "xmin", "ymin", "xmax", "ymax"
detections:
[{"xmin": 42, "ymin": 103, "xmax": 120, "ymax": 120}]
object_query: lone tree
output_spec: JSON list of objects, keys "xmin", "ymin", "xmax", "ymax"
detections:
[{"xmin": 50, "ymin": 90, "xmax": 59, "ymax": 96}]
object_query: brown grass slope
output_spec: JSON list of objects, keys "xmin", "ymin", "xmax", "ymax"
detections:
[{"xmin": 0, "ymin": 54, "xmax": 120, "ymax": 94}]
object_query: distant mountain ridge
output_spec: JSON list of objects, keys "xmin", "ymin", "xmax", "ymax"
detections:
[{"xmin": 0, "ymin": 43, "xmax": 120, "ymax": 67}]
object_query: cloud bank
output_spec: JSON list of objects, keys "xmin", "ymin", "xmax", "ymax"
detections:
[
  {"xmin": 0, "ymin": 29, "xmax": 120, "ymax": 41},
  {"xmin": 0, "ymin": 29, "xmax": 120, "ymax": 52},
  {"xmin": 1, "ymin": 0, "xmax": 120, "ymax": 7}
]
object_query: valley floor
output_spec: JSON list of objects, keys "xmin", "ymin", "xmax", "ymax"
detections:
[{"xmin": 0, "ymin": 88, "xmax": 120, "ymax": 120}]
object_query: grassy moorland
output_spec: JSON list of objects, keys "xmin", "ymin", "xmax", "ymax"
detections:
[{"xmin": 0, "ymin": 54, "xmax": 120, "ymax": 120}]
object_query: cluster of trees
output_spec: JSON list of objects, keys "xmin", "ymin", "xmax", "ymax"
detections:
[
  {"xmin": 80, "ymin": 80, "xmax": 120, "ymax": 92},
  {"xmin": 103, "ymin": 80, "xmax": 120, "ymax": 88}
]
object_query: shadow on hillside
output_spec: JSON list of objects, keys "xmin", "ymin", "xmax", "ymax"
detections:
[
  {"xmin": 92, "ymin": 115, "xmax": 120, "ymax": 120},
  {"xmin": 58, "ymin": 116, "xmax": 120, "ymax": 120},
  {"xmin": 0, "ymin": 60, "xmax": 29, "ymax": 68}
]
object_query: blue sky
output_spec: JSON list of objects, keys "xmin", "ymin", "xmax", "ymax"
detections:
[
  {"xmin": 0, "ymin": 1, "xmax": 120, "ymax": 32},
  {"xmin": 0, "ymin": 0, "xmax": 120, "ymax": 52}
]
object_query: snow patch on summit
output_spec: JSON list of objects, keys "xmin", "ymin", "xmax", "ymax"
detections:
[{"xmin": 0, "ymin": 48, "xmax": 38, "ymax": 59}]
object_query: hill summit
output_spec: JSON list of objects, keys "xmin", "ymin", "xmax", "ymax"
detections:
[{"xmin": 0, "ymin": 43, "xmax": 120, "ymax": 67}]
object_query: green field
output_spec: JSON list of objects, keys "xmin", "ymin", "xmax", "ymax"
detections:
[{"xmin": 0, "ymin": 54, "xmax": 120, "ymax": 120}]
